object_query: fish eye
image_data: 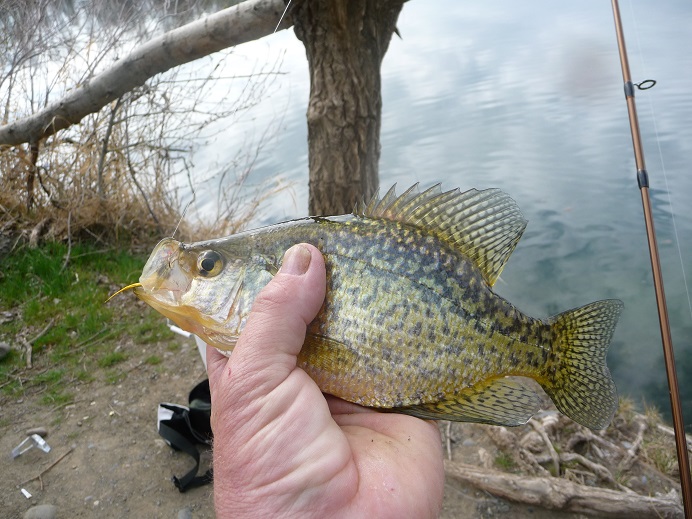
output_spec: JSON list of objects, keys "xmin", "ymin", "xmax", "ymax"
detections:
[{"xmin": 197, "ymin": 250, "xmax": 223, "ymax": 277}]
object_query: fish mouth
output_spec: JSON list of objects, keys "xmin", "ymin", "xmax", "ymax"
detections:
[
  {"xmin": 138, "ymin": 238, "xmax": 191, "ymax": 301},
  {"xmin": 135, "ymin": 285, "xmax": 238, "ymax": 351},
  {"xmin": 117, "ymin": 237, "xmax": 241, "ymax": 352},
  {"xmin": 134, "ymin": 284, "xmax": 200, "ymax": 325},
  {"xmin": 105, "ymin": 237, "xmax": 187, "ymax": 303}
]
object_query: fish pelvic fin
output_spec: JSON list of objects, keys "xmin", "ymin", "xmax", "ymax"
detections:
[
  {"xmin": 392, "ymin": 377, "xmax": 541, "ymax": 426},
  {"xmin": 356, "ymin": 184, "xmax": 527, "ymax": 286},
  {"xmin": 541, "ymin": 299, "xmax": 623, "ymax": 430}
]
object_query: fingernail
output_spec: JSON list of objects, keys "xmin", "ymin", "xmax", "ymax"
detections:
[{"xmin": 280, "ymin": 244, "xmax": 311, "ymax": 275}]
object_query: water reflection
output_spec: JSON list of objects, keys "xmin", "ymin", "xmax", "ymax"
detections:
[{"xmin": 209, "ymin": 0, "xmax": 692, "ymax": 428}]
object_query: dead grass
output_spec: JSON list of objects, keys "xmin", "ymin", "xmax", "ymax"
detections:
[
  {"xmin": 0, "ymin": 0, "xmax": 287, "ymax": 251},
  {"xmin": 0, "ymin": 95, "xmax": 289, "ymax": 250}
]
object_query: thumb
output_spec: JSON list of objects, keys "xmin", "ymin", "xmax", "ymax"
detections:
[{"xmin": 225, "ymin": 243, "xmax": 326, "ymax": 401}]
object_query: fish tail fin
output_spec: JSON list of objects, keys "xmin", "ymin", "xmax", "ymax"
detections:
[{"xmin": 541, "ymin": 299, "xmax": 623, "ymax": 430}]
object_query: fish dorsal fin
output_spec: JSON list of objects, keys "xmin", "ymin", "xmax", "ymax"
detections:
[{"xmin": 357, "ymin": 184, "xmax": 527, "ymax": 286}]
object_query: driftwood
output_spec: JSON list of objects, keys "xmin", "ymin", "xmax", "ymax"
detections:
[
  {"xmin": 529, "ymin": 418, "xmax": 560, "ymax": 476},
  {"xmin": 619, "ymin": 416, "xmax": 648, "ymax": 471},
  {"xmin": 485, "ymin": 425, "xmax": 550, "ymax": 476},
  {"xmin": 445, "ymin": 461, "xmax": 683, "ymax": 518}
]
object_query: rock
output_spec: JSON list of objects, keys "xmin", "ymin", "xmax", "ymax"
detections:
[
  {"xmin": 26, "ymin": 427, "xmax": 48, "ymax": 437},
  {"xmin": 23, "ymin": 504, "xmax": 57, "ymax": 519},
  {"xmin": 154, "ymin": 439, "xmax": 168, "ymax": 450},
  {"xmin": 0, "ymin": 341, "xmax": 10, "ymax": 360},
  {"xmin": 178, "ymin": 507, "xmax": 193, "ymax": 519}
]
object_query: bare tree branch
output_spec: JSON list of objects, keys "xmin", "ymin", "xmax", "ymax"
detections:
[{"xmin": 0, "ymin": 0, "xmax": 291, "ymax": 146}]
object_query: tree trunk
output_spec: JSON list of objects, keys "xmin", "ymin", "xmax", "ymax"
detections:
[{"xmin": 292, "ymin": 0, "xmax": 405, "ymax": 216}]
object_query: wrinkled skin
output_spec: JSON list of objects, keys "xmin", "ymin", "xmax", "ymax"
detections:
[{"xmin": 207, "ymin": 244, "xmax": 445, "ymax": 518}]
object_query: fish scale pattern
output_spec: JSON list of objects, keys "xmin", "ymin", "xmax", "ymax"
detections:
[{"xmin": 135, "ymin": 184, "xmax": 623, "ymax": 429}]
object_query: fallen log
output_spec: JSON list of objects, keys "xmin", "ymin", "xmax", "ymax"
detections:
[{"xmin": 445, "ymin": 461, "xmax": 683, "ymax": 518}]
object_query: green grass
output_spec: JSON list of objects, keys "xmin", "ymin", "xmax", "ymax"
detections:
[
  {"xmin": 34, "ymin": 368, "xmax": 65, "ymax": 384},
  {"xmin": 494, "ymin": 452, "xmax": 517, "ymax": 471},
  {"xmin": 0, "ymin": 241, "xmax": 172, "ymax": 401},
  {"xmin": 145, "ymin": 355, "xmax": 162, "ymax": 365},
  {"xmin": 41, "ymin": 388, "xmax": 74, "ymax": 407},
  {"xmin": 98, "ymin": 352, "xmax": 128, "ymax": 368}
]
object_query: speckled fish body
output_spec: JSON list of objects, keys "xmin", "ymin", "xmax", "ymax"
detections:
[{"xmin": 134, "ymin": 185, "xmax": 623, "ymax": 429}]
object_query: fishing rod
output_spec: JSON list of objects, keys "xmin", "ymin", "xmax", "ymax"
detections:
[{"xmin": 610, "ymin": 1, "xmax": 692, "ymax": 516}]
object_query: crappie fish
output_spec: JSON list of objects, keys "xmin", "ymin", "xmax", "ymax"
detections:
[{"xmin": 133, "ymin": 184, "xmax": 623, "ymax": 429}]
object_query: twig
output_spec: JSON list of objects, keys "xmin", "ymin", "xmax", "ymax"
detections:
[
  {"xmin": 29, "ymin": 317, "xmax": 56, "ymax": 345},
  {"xmin": 619, "ymin": 417, "xmax": 647, "ymax": 471},
  {"xmin": 20, "ymin": 447, "xmax": 74, "ymax": 490},
  {"xmin": 66, "ymin": 249, "xmax": 111, "ymax": 259},
  {"xmin": 560, "ymin": 452, "xmax": 634, "ymax": 493},
  {"xmin": 59, "ymin": 210, "xmax": 72, "ymax": 273},
  {"xmin": 485, "ymin": 425, "xmax": 548, "ymax": 476},
  {"xmin": 529, "ymin": 418, "xmax": 560, "ymax": 476},
  {"xmin": 567, "ymin": 428, "xmax": 626, "ymax": 456},
  {"xmin": 0, "ymin": 369, "xmax": 20, "ymax": 389},
  {"xmin": 520, "ymin": 448, "xmax": 551, "ymax": 477},
  {"xmin": 50, "ymin": 398, "xmax": 87, "ymax": 414},
  {"xmin": 22, "ymin": 338, "xmax": 32, "ymax": 369},
  {"xmin": 124, "ymin": 361, "xmax": 145, "ymax": 374},
  {"xmin": 96, "ymin": 97, "xmax": 123, "ymax": 198},
  {"xmin": 21, "ymin": 318, "xmax": 56, "ymax": 368},
  {"xmin": 657, "ymin": 423, "xmax": 692, "ymax": 453},
  {"xmin": 70, "ymin": 326, "xmax": 112, "ymax": 353},
  {"xmin": 445, "ymin": 421, "xmax": 452, "ymax": 461}
]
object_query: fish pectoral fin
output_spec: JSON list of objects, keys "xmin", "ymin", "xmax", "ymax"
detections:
[{"xmin": 393, "ymin": 377, "xmax": 541, "ymax": 426}]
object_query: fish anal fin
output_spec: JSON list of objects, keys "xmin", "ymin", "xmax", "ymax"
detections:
[
  {"xmin": 393, "ymin": 377, "xmax": 541, "ymax": 426},
  {"xmin": 357, "ymin": 185, "xmax": 527, "ymax": 286}
]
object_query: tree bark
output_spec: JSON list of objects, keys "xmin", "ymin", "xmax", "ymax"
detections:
[
  {"xmin": 292, "ymin": 0, "xmax": 405, "ymax": 216},
  {"xmin": 0, "ymin": 0, "xmax": 290, "ymax": 146}
]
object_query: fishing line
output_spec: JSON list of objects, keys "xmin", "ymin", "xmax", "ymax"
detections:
[
  {"xmin": 274, "ymin": 0, "xmax": 293, "ymax": 34},
  {"xmin": 169, "ymin": 1, "xmax": 294, "ymax": 241},
  {"xmin": 627, "ymin": 0, "xmax": 692, "ymax": 323},
  {"xmin": 171, "ymin": 184, "xmax": 196, "ymax": 240}
]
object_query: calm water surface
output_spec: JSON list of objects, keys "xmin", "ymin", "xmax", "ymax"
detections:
[{"xmin": 190, "ymin": 1, "xmax": 692, "ymax": 428}]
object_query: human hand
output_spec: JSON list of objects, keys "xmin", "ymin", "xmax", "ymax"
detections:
[{"xmin": 207, "ymin": 243, "xmax": 444, "ymax": 518}]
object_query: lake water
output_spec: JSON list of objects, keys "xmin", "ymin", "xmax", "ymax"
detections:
[
  {"xmin": 186, "ymin": 0, "xmax": 692, "ymax": 429},
  {"xmin": 10, "ymin": 0, "xmax": 689, "ymax": 428}
]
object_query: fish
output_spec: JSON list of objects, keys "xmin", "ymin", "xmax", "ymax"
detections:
[{"xmin": 131, "ymin": 184, "xmax": 623, "ymax": 430}]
